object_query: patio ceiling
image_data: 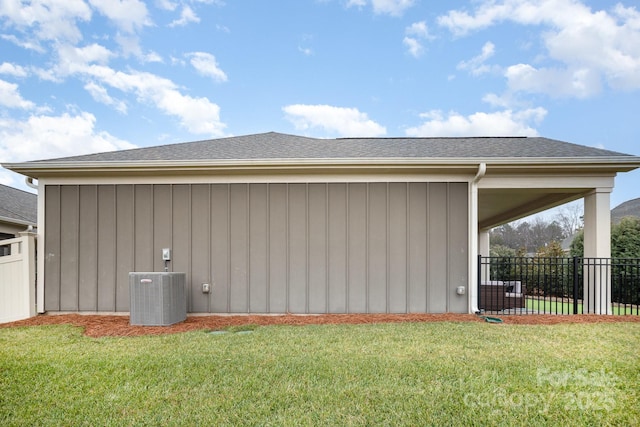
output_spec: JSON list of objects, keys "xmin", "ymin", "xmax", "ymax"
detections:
[{"xmin": 478, "ymin": 188, "xmax": 588, "ymax": 230}]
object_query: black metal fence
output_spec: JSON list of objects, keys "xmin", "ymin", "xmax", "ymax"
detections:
[{"xmin": 478, "ymin": 256, "xmax": 640, "ymax": 315}]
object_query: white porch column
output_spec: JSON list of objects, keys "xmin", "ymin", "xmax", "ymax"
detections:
[
  {"xmin": 583, "ymin": 189, "xmax": 612, "ymax": 314},
  {"xmin": 478, "ymin": 229, "xmax": 490, "ymax": 282},
  {"xmin": 478, "ymin": 229, "xmax": 490, "ymax": 257}
]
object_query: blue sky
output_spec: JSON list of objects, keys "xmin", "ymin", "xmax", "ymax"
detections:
[{"xmin": 1, "ymin": 0, "xmax": 639, "ymax": 210}]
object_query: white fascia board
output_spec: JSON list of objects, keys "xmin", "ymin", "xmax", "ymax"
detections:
[
  {"xmin": 479, "ymin": 174, "xmax": 616, "ymax": 190},
  {"xmin": 4, "ymin": 157, "xmax": 480, "ymax": 171},
  {"xmin": 35, "ymin": 173, "xmax": 477, "ymax": 186},
  {"xmin": 0, "ymin": 216, "xmax": 35, "ymax": 227},
  {"xmin": 5, "ymin": 155, "xmax": 640, "ymax": 178}
]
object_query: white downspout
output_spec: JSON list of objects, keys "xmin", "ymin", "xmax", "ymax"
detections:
[
  {"xmin": 35, "ymin": 179, "xmax": 45, "ymax": 313},
  {"xmin": 473, "ymin": 163, "xmax": 487, "ymax": 183},
  {"xmin": 469, "ymin": 163, "xmax": 486, "ymax": 313},
  {"xmin": 25, "ymin": 177, "xmax": 38, "ymax": 190}
]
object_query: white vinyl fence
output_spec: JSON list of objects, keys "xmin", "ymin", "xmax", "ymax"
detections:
[{"xmin": 0, "ymin": 233, "xmax": 36, "ymax": 323}]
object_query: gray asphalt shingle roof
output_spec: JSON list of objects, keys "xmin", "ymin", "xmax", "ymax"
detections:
[
  {"xmin": 28, "ymin": 132, "xmax": 633, "ymax": 163},
  {"xmin": 0, "ymin": 184, "xmax": 37, "ymax": 225}
]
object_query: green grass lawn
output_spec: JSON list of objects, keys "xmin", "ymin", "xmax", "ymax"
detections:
[
  {"xmin": 525, "ymin": 298, "xmax": 639, "ymax": 315},
  {"xmin": 1, "ymin": 322, "xmax": 639, "ymax": 426}
]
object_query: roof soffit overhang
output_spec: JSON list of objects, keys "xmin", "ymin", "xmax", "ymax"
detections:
[
  {"xmin": 0, "ymin": 216, "xmax": 36, "ymax": 227},
  {"xmin": 4, "ymin": 156, "xmax": 640, "ymax": 179}
]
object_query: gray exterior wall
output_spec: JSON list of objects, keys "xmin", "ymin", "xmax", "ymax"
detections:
[{"xmin": 44, "ymin": 182, "xmax": 469, "ymax": 313}]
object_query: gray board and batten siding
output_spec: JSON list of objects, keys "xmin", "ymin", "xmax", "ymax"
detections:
[{"xmin": 44, "ymin": 182, "xmax": 469, "ymax": 314}]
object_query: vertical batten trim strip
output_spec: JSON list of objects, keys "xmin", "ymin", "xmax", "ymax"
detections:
[
  {"xmin": 305, "ymin": 183, "xmax": 310, "ymax": 314},
  {"xmin": 132, "ymin": 185, "xmax": 136, "ymax": 272},
  {"xmin": 345, "ymin": 183, "xmax": 350, "ymax": 313},
  {"xmin": 150, "ymin": 185, "xmax": 155, "ymax": 270},
  {"xmin": 113, "ymin": 186, "xmax": 118, "ymax": 311},
  {"xmin": 425, "ymin": 183, "xmax": 430, "ymax": 311},
  {"xmin": 285, "ymin": 184, "xmax": 290, "ymax": 313},
  {"xmin": 365, "ymin": 183, "xmax": 370, "ymax": 313},
  {"xmin": 58, "ymin": 186, "xmax": 62, "ymax": 310},
  {"xmin": 246, "ymin": 183, "xmax": 250, "ymax": 313},
  {"xmin": 386, "ymin": 183, "xmax": 390, "ymax": 314},
  {"xmin": 229, "ymin": 184, "xmax": 232, "ymax": 312},
  {"xmin": 405, "ymin": 183, "xmax": 410, "ymax": 313},
  {"xmin": 94, "ymin": 185, "xmax": 99, "ymax": 311},
  {"xmin": 75, "ymin": 185, "xmax": 80, "ymax": 310},
  {"xmin": 266, "ymin": 184, "xmax": 271, "ymax": 313},
  {"xmin": 325, "ymin": 184, "xmax": 329, "ymax": 313},
  {"xmin": 446, "ymin": 184, "xmax": 451, "ymax": 312}
]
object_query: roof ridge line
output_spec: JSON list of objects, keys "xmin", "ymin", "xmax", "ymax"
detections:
[{"xmin": 335, "ymin": 136, "xmax": 530, "ymax": 140}]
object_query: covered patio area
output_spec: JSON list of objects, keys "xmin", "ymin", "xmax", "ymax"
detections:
[{"xmin": 473, "ymin": 165, "xmax": 637, "ymax": 314}]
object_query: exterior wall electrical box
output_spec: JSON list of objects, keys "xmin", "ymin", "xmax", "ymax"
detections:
[{"xmin": 129, "ymin": 272, "xmax": 186, "ymax": 326}]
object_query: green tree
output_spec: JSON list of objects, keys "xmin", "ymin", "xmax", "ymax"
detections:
[
  {"xmin": 570, "ymin": 230, "xmax": 584, "ymax": 257},
  {"xmin": 611, "ymin": 217, "xmax": 640, "ymax": 258},
  {"xmin": 489, "ymin": 244, "xmax": 517, "ymax": 258},
  {"xmin": 536, "ymin": 240, "xmax": 565, "ymax": 257},
  {"xmin": 532, "ymin": 240, "xmax": 571, "ymax": 297},
  {"xmin": 570, "ymin": 217, "xmax": 640, "ymax": 258}
]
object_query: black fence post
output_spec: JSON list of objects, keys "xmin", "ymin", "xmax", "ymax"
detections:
[
  {"xmin": 573, "ymin": 257, "xmax": 579, "ymax": 315},
  {"xmin": 477, "ymin": 254, "xmax": 482, "ymax": 311}
]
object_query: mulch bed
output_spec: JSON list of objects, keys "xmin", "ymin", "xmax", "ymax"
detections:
[{"xmin": 2, "ymin": 313, "xmax": 640, "ymax": 338}]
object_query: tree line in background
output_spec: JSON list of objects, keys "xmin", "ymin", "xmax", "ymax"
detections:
[
  {"xmin": 488, "ymin": 207, "xmax": 640, "ymax": 305},
  {"xmin": 490, "ymin": 203, "xmax": 640, "ymax": 259}
]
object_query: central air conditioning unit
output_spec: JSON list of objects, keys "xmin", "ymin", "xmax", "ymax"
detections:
[{"xmin": 129, "ymin": 272, "xmax": 187, "ymax": 326}]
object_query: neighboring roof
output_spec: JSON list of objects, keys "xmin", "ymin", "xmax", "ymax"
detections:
[
  {"xmin": 4, "ymin": 132, "xmax": 640, "ymax": 177},
  {"xmin": 0, "ymin": 184, "xmax": 37, "ymax": 226},
  {"xmin": 611, "ymin": 197, "xmax": 640, "ymax": 224},
  {"xmin": 19, "ymin": 132, "xmax": 637, "ymax": 162}
]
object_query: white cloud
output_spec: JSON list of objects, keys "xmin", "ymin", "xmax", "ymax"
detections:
[
  {"xmin": 482, "ymin": 93, "xmax": 512, "ymax": 109},
  {"xmin": 346, "ymin": 0, "xmax": 415, "ymax": 16},
  {"xmin": 298, "ymin": 34, "xmax": 314, "ymax": 56},
  {"xmin": 403, "ymin": 21, "xmax": 433, "ymax": 58},
  {"xmin": 346, "ymin": 0, "xmax": 367, "ymax": 8},
  {"xmin": 283, "ymin": 104, "xmax": 386, "ymax": 137},
  {"xmin": 406, "ymin": 21, "xmax": 430, "ymax": 38},
  {"xmin": 0, "ymin": 62, "xmax": 27, "ymax": 77},
  {"xmin": 170, "ymin": 56, "xmax": 185, "ymax": 66},
  {"xmin": 144, "ymin": 51, "xmax": 163, "ymax": 63},
  {"xmin": 89, "ymin": 0, "xmax": 151, "ymax": 33},
  {"xmin": 298, "ymin": 46, "xmax": 313, "ymax": 56},
  {"xmin": 84, "ymin": 81, "xmax": 128, "ymax": 113},
  {"xmin": 169, "ymin": 5, "xmax": 200, "ymax": 27},
  {"xmin": 56, "ymin": 43, "xmax": 113, "ymax": 74},
  {"xmin": 216, "ymin": 24, "xmax": 230, "ymax": 33},
  {"xmin": 505, "ymin": 63, "xmax": 601, "ymax": 98},
  {"xmin": 372, "ymin": 0, "xmax": 414, "ymax": 16},
  {"xmin": 87, "ymin": 66, "xmax": 225, "ymax": 135},
  {"xmin": 0, "ymin": 0, "xmax": 92, "ymax": 43},
  {"xmin": 0, "ymin": 169, "xmax": 17, "ymax": 186},
  {"xmin": 46, "ymin": 45, "xmax": 226, "ymax": 136},
  {"xmin": 187, "ymin": 52, "xmax": 228, "ymax": 82},
  {"xmin": 156, "ymin": 0, "xmax": 178, "ymax": 11},
  {"xmin": 0, "ymin": 34, "xmax": 45, "ymax": 52},
  {"xmin": 0, "ymin": 80, "xmax": 35, "ymax": 109},
  {"xmin": 0, "ymin": 112, "xmax": 135, "ymax": 163},
  {"xmin": 406, "ymin": 108, "xmax": 547, "ymax": 137},
  {"xmin": 113, "ymin": 35, "xmax": 162, "ymax": 63},
  {"xmin": 403, "ymin": 37, "xmax": 423, "ymax": 58},
  {"xmin": 457, "ymin": 41, "xmax": 496, "ymax": 76},
  {"xmin": 115, "ymin": 34, "xmax": 143, "ymax": 59},
  {"xmin": 438, "ymin": 0, "xmax": 640, "ymax": 95},
  {"xmin": 46, "ymin": 43, "xmax": 112, "ymax": 81}
]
